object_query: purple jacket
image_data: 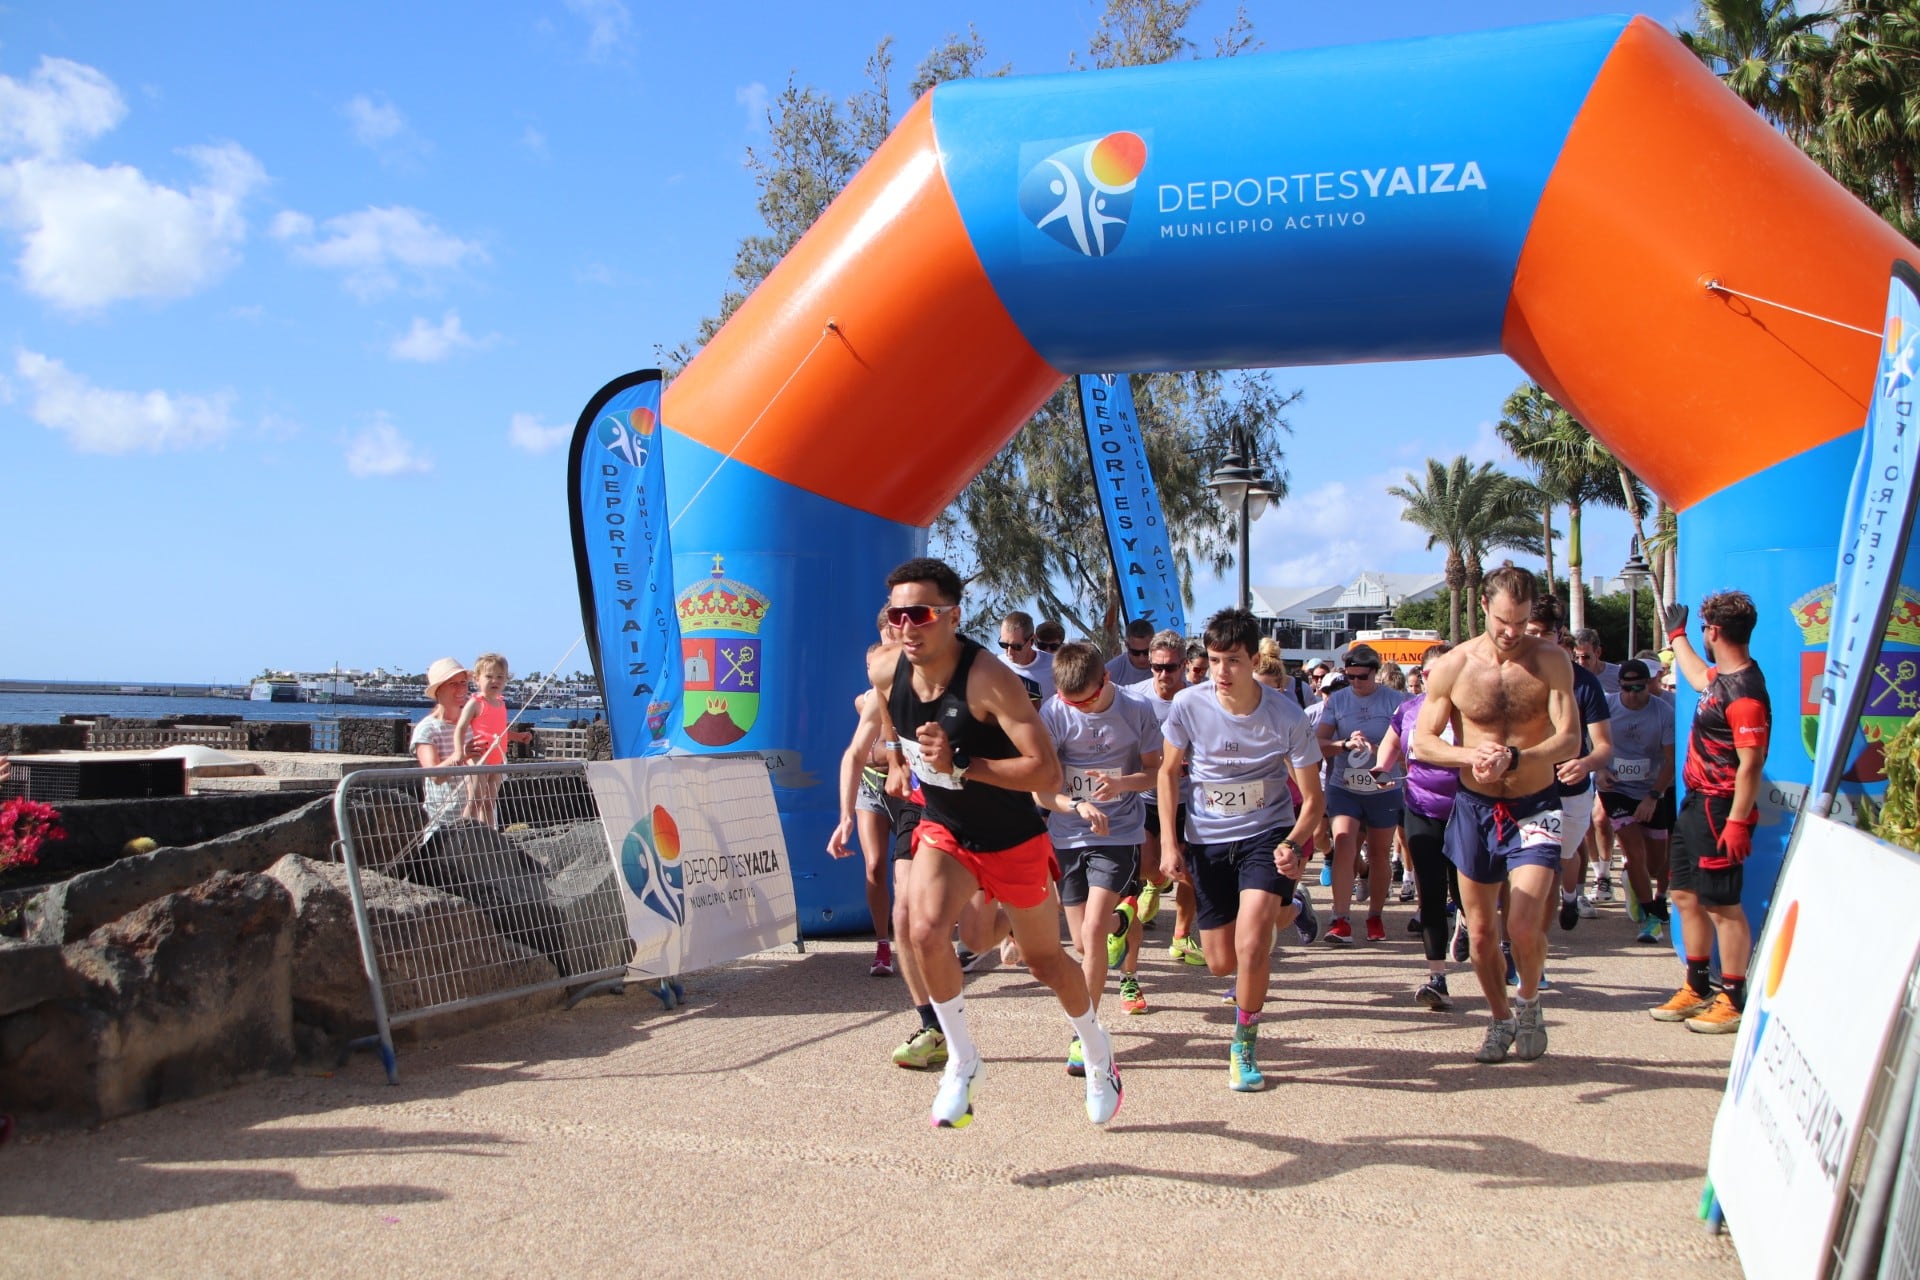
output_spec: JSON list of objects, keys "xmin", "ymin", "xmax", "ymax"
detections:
[{"xmin": 1391, "ymin": 695, "xmax": 1458, "ymax": 820}]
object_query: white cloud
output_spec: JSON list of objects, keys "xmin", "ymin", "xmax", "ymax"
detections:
[
  {"xmin": 0, "ymin": 57, "xmax": 125, "ymax": 159},
  {"xmin": 736, "ymin": 82, "xmax": 768, "ymax": 133},
  {"xmin": 565, "ymin": 0, "xmax": 632, "ymax": 58},
  {"xmin": 345, "ymin": 415, "xmax": 431, "ymax": 476},
  {"xmin": 521, "ymin": 125, "xmax": 547, "ymax": 156},
  {"xmin": 274, "ymin": 205, "xmax": 486, "ymax": 300},
  {"xmin": 15, "ymin": 348, "xmax": 235, "ymax": 453},
  {"xmin": 343, "ymin": 94, "xmax": 404, "ymax": 146},
  {"xmin": 389, "ymin": 309, "xmax": 494, "ymax": 362},
  {"xmin": 1247, "ymin": 467, "xmax": 1432, "ymax": 588},
  {"xmin": 0, "ymin": 57, "xmax": 264, "ymax": 311},
  {"xmin": 508, "ymin": 411, "xmax": 570, "ymax": 454}
]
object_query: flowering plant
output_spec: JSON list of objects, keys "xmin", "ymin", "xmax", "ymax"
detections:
[{"xmin": 0, "ymin": 798, "xmax": 66, "ymax": 872}]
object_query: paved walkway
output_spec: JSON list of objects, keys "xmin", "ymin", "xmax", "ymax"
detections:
[{"xmin": 1, "ymin": 890, "xmax": 1743, "ymax": 1278}]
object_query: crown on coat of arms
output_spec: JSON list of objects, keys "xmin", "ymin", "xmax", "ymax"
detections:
[
  {"xmin": 1794, "ymin": 583, "xmax": 1920, "ymax": 646},
  {"xmin": 676, "ymin": 555, "xmax": 770, "ymax": 635}
]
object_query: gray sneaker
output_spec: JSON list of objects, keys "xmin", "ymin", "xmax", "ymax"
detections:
[
  {"xmin": 1513, "ymin": 996, "xmax": 1548, "ymax": 1060},
  {"xmin": 1293, "ymin": 888, "xmax": 1319, "ymax": 945},
  {"xmin": 1475, "ymin": 1017, "xmax": 1517, "ymax": 1063}
]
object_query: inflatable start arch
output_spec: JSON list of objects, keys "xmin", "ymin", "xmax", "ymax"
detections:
[{"xmin": 653, "ymin": 14, "xmax": 1920, "ymax": 933}]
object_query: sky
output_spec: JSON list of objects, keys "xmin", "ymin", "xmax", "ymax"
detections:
[{"xmin": 0, "ymin": 0, "xmax": 1665, "ymax": 682}]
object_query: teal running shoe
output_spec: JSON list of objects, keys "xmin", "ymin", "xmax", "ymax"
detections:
[
  {"xmin": 1229, "ymin": 1023, "xmax": 1264, "ymax": 1092},
  {"xmin": 1066, "ymin": 1036, "xmax": 1085, "ymax": 1078}
]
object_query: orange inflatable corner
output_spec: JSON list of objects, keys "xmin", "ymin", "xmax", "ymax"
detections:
[
  {"xmin": 1504, "ymin": 15, "xmax": 1918, "ymax": 510},
  {"xmin": 662, "ymin": 93, "xmax": 1064, "ymax": 528}
]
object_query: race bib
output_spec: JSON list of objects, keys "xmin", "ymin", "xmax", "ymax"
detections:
[
  {"xmin": 1201, "ymin": 779, "xmax": 1265, "ymax": 816},
  {"xmin": 1517, "ymin": 808, "xmax": 1563, "ymax": 847},
  {"xmin": 1339, "ymin": 767, "xmax": 1387, "ymax": 793},
  {"xmin": 897, "ymin": 739, "xmax": 963, "ymax": 791},
  {"xmin": 1063, "ymin": 769, "xmax": 1106, "ymax": 801},
  {"xmin": 1613, "ymin": 757, "xmax": 1651, "ymax": 784}
]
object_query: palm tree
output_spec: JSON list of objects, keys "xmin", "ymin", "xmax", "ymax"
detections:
[
  {"xmin": 1496, "ymin": 383, "xmax": 1651, "ymax": 632},
  {"xmin": 1823, "ymin": 0, "xmax": 1920, "ymax": 237},
  {"xmin": 1679, "ymin": 0, "xmax": 1830, "ymax": 134},
  {"xmin": 1388, "ymin": 456, "xmax": 1539, "ymax": 642}
]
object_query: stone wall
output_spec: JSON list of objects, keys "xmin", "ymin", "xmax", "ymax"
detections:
[
  {"xmin": 0, "ymin": 723, "xmax": 88, "ymax": 755},
  {"xmin": 338, "ymin": 717, "xmax": 412, "ymax": 756},
  {"xmin": 2, "ymin": 791, "xmax": 322, "ymax": 890}
]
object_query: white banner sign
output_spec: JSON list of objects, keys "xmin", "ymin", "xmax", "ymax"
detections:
[
  {"xmin": 587, "ymin": 754, "xmax": 797, "ymax": 977},
  {"xmin": 1709, "ymin": 813, "xmax": 1920, "ymax": 1278}
]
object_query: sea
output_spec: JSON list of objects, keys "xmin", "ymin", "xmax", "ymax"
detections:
[{"xmin": 0, "ymin": 692, "xmax": 593, "ymax": 729}]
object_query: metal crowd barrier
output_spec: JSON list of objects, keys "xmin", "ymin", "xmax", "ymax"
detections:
[
  {"xmin": 331, "ymin": 761, "xmax": 633, "ymax": 1084},
  {"xmin": 1833, "ymin": 962, "xmax": 1920, "ymax": 1279}
]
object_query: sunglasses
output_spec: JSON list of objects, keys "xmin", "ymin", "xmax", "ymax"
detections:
[
  {"xmin": 885, "ymin": 603, "xmax": 956, "ymax": 628},
  {"xmin": 998, "ymin": 638, "xmax": 1031, "ymax": 651},
  {"xmin": 1061, "ymin": 675, "xmax": 1108, "ymax": 707},
  {"xmin": 1619, "ymin": 682, "xmax": 1648, "ymax": 692},
  {"xmin": 1127, "ymin": 646, "xmax": 1150, "ymax": 658},
  {"xmin": 1149, "ymin": 662, "xmax": 1182, "ymax": 673},
  {"xmin": 1035, "ymin": 640, "xmax": 1061, "ymax": 652}
]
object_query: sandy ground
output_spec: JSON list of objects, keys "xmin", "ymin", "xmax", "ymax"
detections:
[{"xmin": 0, "ymin": 888, "xmax": 1743, "ymax": 1278}]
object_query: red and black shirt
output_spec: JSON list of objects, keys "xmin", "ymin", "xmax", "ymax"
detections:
[{"xmin": 1683, "ymin": 664, "xmax": 1771, "ymax": 798}]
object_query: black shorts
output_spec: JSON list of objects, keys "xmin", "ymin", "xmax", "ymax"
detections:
[
  {"xmin": 1670, "ymin": 792, "xmax": 1742, "ymax": 907},
  {"xmin": 1184, "ymin": 826, "xmax": 1297, "ymax": 932},
  {"xmin": 1600, "ymin": 788, "xmax": 1675, "ymax": 835},
  {"xmin": 889, "ymin": 801, "xmax": 924, "ymax": 861},
  {"xmin": 1057, "ymin": 844, "xmax": 1139, "ymax": 906}
]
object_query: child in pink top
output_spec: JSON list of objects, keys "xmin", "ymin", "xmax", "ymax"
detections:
[{"xmin": 456, "ymin": 652, "xmax": 531, "ymax": 824}]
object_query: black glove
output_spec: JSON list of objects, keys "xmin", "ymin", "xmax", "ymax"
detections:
[{"xmin": 1662, "ymin": 602, "xmax": 1689, "ymax": 642}]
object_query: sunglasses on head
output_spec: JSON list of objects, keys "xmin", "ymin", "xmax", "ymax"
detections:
[
  {"xmin": 1061, "ymin": 674, "xmax": 1107, "ymax": 706},
  {"xmin": 1149, "ymin": 661, "xmax": 1182, "ymax": 673},
  {"xmin": 885, "ymin": 603, "xmax": 956, "ymax": 628}
]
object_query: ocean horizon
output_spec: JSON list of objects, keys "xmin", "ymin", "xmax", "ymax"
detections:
[{"xmin": 0, "ymin": 691, "xmax": 593, "ymax": 729}]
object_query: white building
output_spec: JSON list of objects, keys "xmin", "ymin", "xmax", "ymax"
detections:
[{"xmin": 1251, "ymin": 571, "xmax": 1448, "ymax": 661}]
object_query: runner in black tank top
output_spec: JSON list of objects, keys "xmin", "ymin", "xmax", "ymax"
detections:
[
  {"xmin": 889, "ymin": 639, "xmax": 1046, "ymax": 852},
  {"xmin": 871, "ymin": 556, "xmax": 1120, "ymax": 1131}
]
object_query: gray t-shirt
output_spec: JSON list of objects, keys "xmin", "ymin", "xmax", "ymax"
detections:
[
  {"xmin": 1163, "ymin": 683, "xmax": 1319, "ymax": 844},
  {"xmin": 1587, "ymin": 660, "xmax": 1622, "ymax": 695},
  {"xmin": 1121, "ymin": 682, "xmax": 1180, "ymax": 807},
  {"xmin": 1039, "ymin": 690, "xmax": 1163, "ymax": 848},
  {"xmin": 998, "ymin": 648, "xmax": 1055, "ymax": 703},
  {"xmin": 1105, "ymin": 651, "xmax": 1153, "ymax": 686},
  {"xmin": 1603, "ymin": 694, "xmax": 1675, "ymax": 798},
  {"xmin": 1318, "ymin": 684, "xmax": 1407, "ymax": 794}
]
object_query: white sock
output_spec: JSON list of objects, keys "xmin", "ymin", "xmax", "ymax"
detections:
[
  {"xmin": 1068, "ymin": 1007, "xmax": 1110, "ymax": 1073},
  {"xmin": 932, "ymin": 994, "xmax": 978, "ymax": 1067},
  {"xmin": 1562, "ymin": 890, "xmax": 1578, "ymax": 904}
]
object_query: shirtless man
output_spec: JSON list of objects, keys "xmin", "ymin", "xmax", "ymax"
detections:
[
  {"xmin": 870, "ymin": 557, "xmax": 1120, "ymax": 1128},
  {"xmin": 1413, "ymin": 566, "xmax": 1580, "ymax": 1063}
]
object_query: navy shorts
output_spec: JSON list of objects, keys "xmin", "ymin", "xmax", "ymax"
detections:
[
  {"xmin": 1444, "ymin": 785, "xmax": 1563, "ymax": 885},
  {"xmin": 1184, "ymin": 826, "xmax": 1298, "ymax": 931},
  {"xmin": 1057, "ymin": 843, "xmax": 1139, "ymax": 906},
  {"xmin": 1326, "ymin": 784, "xmax": 1405, "ymax": 829}
]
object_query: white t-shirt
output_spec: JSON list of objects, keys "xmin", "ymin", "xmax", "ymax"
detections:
[
  {"xmin": 1163, "ymin": 682, "xmax": 1319, "ymax": 844},
  {"xmin": 410, "ymin": 714, "xmax": 465, "ymax": 832},
  {"xmin": 1039, "ymin": 691, "xmax": 1163, "ymax": 848},
  {"xmin": 1105, "ymin": 651, "xmax": 1153, "ymax": 686},
  {"xmin": 1122, "ymin": 682, "xmax": 1180, "ymax": 807},
  {"xmin": 998, "ymin": 647, "xmax": 1055, "ymax": 704},
  {"xmin": 1318, "ymin": 684, "xmax": 1408, "ymax": 793}
]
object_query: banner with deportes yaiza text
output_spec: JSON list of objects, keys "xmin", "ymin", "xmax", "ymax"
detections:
[
  {"xmin": 587, "ymin": 753, "xmax": 796, "ymax": 976},
  {"xmin": 1708, "ymin": 812, "xmax": 1920, "ymax": 1276},
  {"xmin": 1811, "ymin": 262, "xmax": 1920, "ymax": 812},
  {"xmin": 568, "ymin": 370, "xmax": 681, "ymax": 760},
  {"xmin": 1076, "ymin": 373, "xmax": 1185, "ymax": 634}
]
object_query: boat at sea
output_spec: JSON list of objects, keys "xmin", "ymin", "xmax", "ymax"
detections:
[{"xmin": 250, "ymin": 681, "xmax": 301, "ymax": 702}]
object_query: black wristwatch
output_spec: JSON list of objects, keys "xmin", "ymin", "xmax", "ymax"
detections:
[{"xmin": 951, "ymin": 749, "xmax": 971, "ymax": 780}]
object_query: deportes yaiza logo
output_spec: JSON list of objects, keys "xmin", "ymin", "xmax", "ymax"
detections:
[
  {"xmin": 620, "ymin": 804, "xmax": 685, "ymax": 924},
  {"xmin": 1731, "ymin": 899, "xmax": 1798, "ymax": 1103},
  {"xmin": 1019, "ymin": 131, "xmax": 1147, "ymax": 257},
  {"xmin": 1883, "ymin": 316, "xmax": 1917, "ymax": 398},
  {"xmin": 597, "ymin": 403, "xmax": 657, "ymax": 468}
]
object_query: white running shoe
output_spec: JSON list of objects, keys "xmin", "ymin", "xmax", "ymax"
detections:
[
  {"xmin": 930, "ymin": 1057, "xmax": 980, "ymax": 1129},
  {"xmin": 1082, "ymin": 1025, "xmax": 1122, "ymax": 1125},
  {"xmin": 1574, "ymin": 893, "xmax": 1596, "ymax": 920}
]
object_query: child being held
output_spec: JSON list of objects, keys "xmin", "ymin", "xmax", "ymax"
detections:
[{"xmin": 456, "ymin": 652, "xmax": 533, "ymax": 825}]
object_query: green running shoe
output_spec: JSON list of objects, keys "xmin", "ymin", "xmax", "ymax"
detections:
[
  {"xmin": 1229, "ymin": 1022, "xmax": 1264, "ymax": 1092},
  {"xmin": 1107, "ymin": 899, "xmax": 1137, "ymax": 968},
  {"xmin": 1170, "ymin": 934, "xmax": 1207, "ymax": 966},
  {"xmin": 1066, "ymin": 1036, "xmax": 1086, "ymax": 1078},
  {"xmin": 1137, "ymin": 877, "xmax": 1169, "ymax": 925},
  {"xmin": 1120, "ymin": 974, "xmax": 1147, "ymax": 1015},
  {"xmin": 892, "ymin": 1025, "xmax": 948, "ymax": 1070}
]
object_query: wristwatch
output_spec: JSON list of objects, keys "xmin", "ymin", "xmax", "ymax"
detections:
[{"xmin": 951, "ymin": 749, "xmax": 971, "ymax": 782}]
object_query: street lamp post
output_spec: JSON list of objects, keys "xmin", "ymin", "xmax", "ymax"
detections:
[
  {"xmin": 1620, "ymin": 537, "xmax": 1653, "ymax": 656},
  {"xmin": 1209, "ymin": 425, "xmax": 1271, "ymax": 613}
]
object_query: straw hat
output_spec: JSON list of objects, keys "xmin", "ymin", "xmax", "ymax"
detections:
[{"xmin": 424, "ymin": 657, "xmax": 470, "ymax": 697}]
